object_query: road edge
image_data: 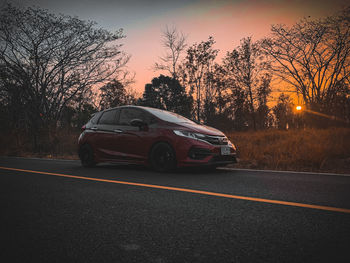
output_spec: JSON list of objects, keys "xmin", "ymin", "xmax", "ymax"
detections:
[
  {"xmin": 218, "ymin": 167, "xmax": 350, "ymax": 177},
  {"xmin": 1, "ymin": 155, "xmax": 350, "ymax": 177}
]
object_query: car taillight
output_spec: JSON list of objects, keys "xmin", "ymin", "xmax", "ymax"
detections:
[{"xmin": 81, "ymin": 125, "xmax": 86, "ymax": 131}]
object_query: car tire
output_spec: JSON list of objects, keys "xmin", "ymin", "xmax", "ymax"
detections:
[
  {"xmin": 79, "ymin": 144, "xmax": 96, "ymax": 167},
  {"xmin": 150, "ymin": 142, "xmax": 176, "ymax": 172}
]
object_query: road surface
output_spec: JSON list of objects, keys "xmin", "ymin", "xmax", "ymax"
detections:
[{"xmin": 0, "ymin": 157, "xmax": 349, "ymax": 262}]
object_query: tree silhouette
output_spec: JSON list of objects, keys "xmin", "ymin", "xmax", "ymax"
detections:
[
  {"xmin": 99, "ymin": 79, "xmax": 136, "ymax": 110},
  {"xmin": 154, "ymin": 26, "xmax": 187, "ymax": 79},
  {"xmin": 223, "ymin": 37, "xmax": 271, "ymax": 130},
  {"xmin": 139, "ymin": 75, "xmax": 193, "ymax": 118},
  {"xmin": 0, "ymin": 4, "xmax": 129, "ymax": 142},
  {"xmin": 273, "ymin": 93, "xmax": 295, "ymax": 130},
  {"xmin": 262, "ymin": 7, "xmax": 350, "ymax": 125},
  {"xmin": 181, "ymin": 36, "xmax": 218, "ymax": 122}
]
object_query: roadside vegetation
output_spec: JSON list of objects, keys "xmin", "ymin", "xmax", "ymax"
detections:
[
  {"xmin": 1, "ymin": 128, "xmax": 349, "ymax": 174},
  {"xmin": 228, "ymin": 128, "xmax": 350, "ymax": 174},
  {"xmin": 0, "ymin": 4, "xmax": 349, "ymax": 174}
]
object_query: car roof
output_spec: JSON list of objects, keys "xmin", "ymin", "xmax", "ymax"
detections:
[
  {"xmin": 100, "ymin": 105, "xmax": 161, "ymax": 113},
  {"xmin": 101, "ymin": 105, "xmax": 137, "ymax": 111}
]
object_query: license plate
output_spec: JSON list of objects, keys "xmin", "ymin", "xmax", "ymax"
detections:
[{"xmin": 220, "ymin": 146, "xmax": 231, "ymax": 155}]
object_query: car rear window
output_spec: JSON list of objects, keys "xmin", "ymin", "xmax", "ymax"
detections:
[{"xmin": 98, "ymin": 110, "xmax": 118, "ymax": 125}]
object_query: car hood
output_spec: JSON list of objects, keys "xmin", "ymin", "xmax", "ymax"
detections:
[{"xmin": 175, "ymin": 122, "xmax": 225, "ymax": 136}]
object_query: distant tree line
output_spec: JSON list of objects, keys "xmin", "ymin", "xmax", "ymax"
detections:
[
  {"xmin": 0, "ymin": 4, "xmax": 349, "ymax": 152},
  {"xmin": 140, "ymin": 7, "xmax": 350, "ymax": 130}
]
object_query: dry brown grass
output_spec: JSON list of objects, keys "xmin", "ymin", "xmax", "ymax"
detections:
[
  {"xmin": 0, "ymin": 128, "xmax": 80, "ymax": 160},
  {"xmin": 227, "ymin": 128, "xmax": 350, "ymax": 174}
]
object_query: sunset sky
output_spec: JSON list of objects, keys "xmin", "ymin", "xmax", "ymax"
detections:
[{"xmin": 2, "ymin": 0, "xmax": 348, "ymax": 97}]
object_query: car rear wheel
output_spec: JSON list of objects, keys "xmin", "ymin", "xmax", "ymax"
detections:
[
  {"xmin": 150, "ymin": 142, "xmax": 176, "ymax": 172},
  {"xmin": 79, "ymin": 144, "xmax": 96, "ymax": 167}
]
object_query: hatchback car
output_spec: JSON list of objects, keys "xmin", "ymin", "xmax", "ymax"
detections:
[{"xmin": 78, "ymin": 105, "xmax": 237, "ymax": 172}]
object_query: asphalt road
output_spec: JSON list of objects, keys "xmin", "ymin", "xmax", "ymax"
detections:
[{"xmin": 0, "ymin": 157, "xmax": 349, "ymax": 263}]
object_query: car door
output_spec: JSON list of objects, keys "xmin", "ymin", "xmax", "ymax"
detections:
[
  {"xmin": 93, "ymin": 108, "xmax": 123, "ymax": 160},
  {"xmin": 115, "ymin": 108, "xmax": 156, "ymax": 162}
]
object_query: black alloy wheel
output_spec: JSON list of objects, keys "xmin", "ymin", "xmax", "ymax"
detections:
[
  {"xmin": 150, "ymin": 142, "xmax": 176, "ymax": 172},
  {"xmin": 79, "ymin": 144, "xmax": 96, "ymax": 167}
]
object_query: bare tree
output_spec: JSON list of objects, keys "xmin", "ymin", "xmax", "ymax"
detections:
[
  {"xmin": 261, "ymin": 7, "xmax": 350, "ymax": 112},
  {"xmin": 202, "ymin": 63, "xmax": 224, "ymax": 125},
  {"xmin": 181, "ymin": 36, "xmax": 218, "ymax": 122},
  {"xmin": 0, "ymin": 4, "xmax": 130, "ymax": 134},
  {"xmin": 223, "ymin": 37, "xmax": 271, "ymax": 130},
  {"xmin": 154, "ymin": 26, "xmax": 187, "ymax": 79}
]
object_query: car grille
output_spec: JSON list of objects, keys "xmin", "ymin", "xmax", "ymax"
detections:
[{"xmin": 201, "ymin": 135, "xmax": 228, "ymax": 145}]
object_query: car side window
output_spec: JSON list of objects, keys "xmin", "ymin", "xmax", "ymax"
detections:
[
  {"xmin": 98, "ymin": 109, "xmax": 118, "ymax": 125},
  {"xmin": 119, "ymin": 108, "xmax": 152, "ymax": 126}
]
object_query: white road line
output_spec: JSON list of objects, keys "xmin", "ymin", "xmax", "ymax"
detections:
[{"xmin": 218, "ymin": 167, "xmax": 350, "ymax": 177}]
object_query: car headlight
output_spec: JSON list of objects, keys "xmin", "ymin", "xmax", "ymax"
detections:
[
  {"xmin": 228, "ymin": 140, "xmax": 237, "ymax": 151},
  {"xmin": 173, "ymin": 130, "xmax": 206, "ymax": 141}
]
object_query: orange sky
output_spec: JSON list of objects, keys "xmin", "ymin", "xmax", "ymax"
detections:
[
  {"xmin": 119, "ymin": 0, "xmax": 348, "ymax": 97},
  {"xmin": 4, "ymin": 0, "xmax": 349, "ymax": 98}
]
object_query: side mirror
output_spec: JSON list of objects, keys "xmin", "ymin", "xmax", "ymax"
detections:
[{"xmin": 130, "ymin": 118, "xmax": 147, "ymax": 130}]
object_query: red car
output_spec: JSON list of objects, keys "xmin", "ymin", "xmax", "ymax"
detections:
[{"xmin": 78, "ymin": 106, "xmax": 237, "ymax": 172}]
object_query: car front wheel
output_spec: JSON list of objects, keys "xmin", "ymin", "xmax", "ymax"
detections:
[{"xmin": 150, "ymin": 142, "xmax": 176, "ymax": 172}]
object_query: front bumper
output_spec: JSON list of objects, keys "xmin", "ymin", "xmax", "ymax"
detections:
[{"xmin": 175, "ymin": 137, "xmax": 237, "ymax": 167}]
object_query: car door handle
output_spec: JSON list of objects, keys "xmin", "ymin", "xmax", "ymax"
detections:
[
  {"xmin": 91, "ymin": 127, "xmax": 98, "ymax": 131},
  {"xmin": 113, "ymin": 129, "xmax": 123, "ymax": 133}
]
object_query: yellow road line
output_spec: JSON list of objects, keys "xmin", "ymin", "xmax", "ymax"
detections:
[{"xmin": 1, "ymin": 166, "xmax": 350, "ymax": 214}]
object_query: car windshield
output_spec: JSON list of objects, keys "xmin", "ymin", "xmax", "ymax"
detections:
[{"xmin": 144, "ymin": 107, "xmax": 195, "ymax": 124}]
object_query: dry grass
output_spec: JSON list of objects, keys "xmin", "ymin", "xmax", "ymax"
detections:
[
  {"xmin": 0, "ymin": 128, "xmax": 80, "ymax": 160},
  {"xmin": 1, "ymin": 128, "xmax": 349, "ymax": 174},
  {"xmin": 227, "ymin": 128, "xmax": 350, "ymax": 174}
]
